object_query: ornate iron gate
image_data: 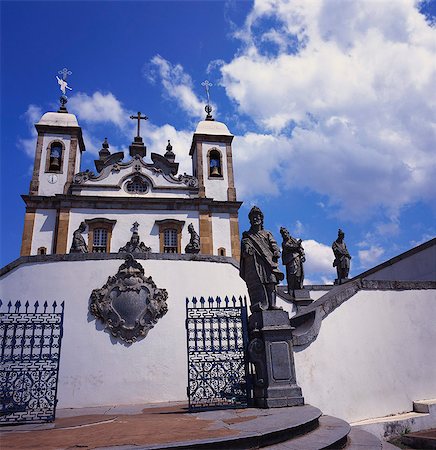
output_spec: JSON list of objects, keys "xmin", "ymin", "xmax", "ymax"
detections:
[
  {"xmin": 186, "ymin": 296, "xmax": 250, "ymax": 411},
  {"xmin": 0, "ymin": 300, "xmax": 65, "ymax": 425}
]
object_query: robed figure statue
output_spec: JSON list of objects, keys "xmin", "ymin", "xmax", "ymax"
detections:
[
  {"xmin": 332, "ymin": 228, "xmax": 351, "ymax": 283},
  {"xmin": 240, "ymin": 206, "xmax": 284, "ymax": 312},
  {"xmin": 280, "ymin": 227, "xmax": 305, "ymax": 293},
  {"xmin": 70, "ymin": 222, "xmax": 88, "ymax": 253}
]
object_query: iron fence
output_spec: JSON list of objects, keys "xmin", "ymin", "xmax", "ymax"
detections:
[
  {"xmin": 0, "ymin": 299, "xmax": 64, "ymax": 425},
  {"xmin": 186, "ymin": 295, "xmax": 250, "ymax": 411}
]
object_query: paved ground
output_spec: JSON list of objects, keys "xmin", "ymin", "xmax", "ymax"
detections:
[{"xmin": 0, "ymin": 402, "xmax": 323, "ymax": 450}]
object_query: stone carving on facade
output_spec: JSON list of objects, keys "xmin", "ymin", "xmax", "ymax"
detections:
[
  {"xmin": 185, "ymin": 223, "xmax": 200, "ymax": 254},
  {"xmin": 89, "ymin": 254, "xmax": 168, "ymax": 343},
  {"xmin": 280, "ymin": 227, "xmax": 305, "ymax": 293},
  {"xmin": 118, "ymin": 222, "xmax": 151, "ymax": 253},
  {"xmin": 70, "ymin": 222, "xmax": 88, "ymax": 253},
  {"xmin": 177, "ymin": 173, "xmax": 199, "ymax": 188},
  {"xmin": 240, "ymin": 206, "xmax": 284, "ymax": 312},
  {"xmin": 73, "ymin": 169, "xmax": 96, "ymax": 184},
  {"xmin": 332, "ymin": 228, "xmax": 352, "ymax": 284}
]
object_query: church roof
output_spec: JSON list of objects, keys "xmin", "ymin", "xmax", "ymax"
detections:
[
  {"xmin": 37, "ymin": 111, "xmax": 79, "ymax": 127},
  {"xmin": 195, "ymin": 120, "xmax": 232, "ymax": 136}
]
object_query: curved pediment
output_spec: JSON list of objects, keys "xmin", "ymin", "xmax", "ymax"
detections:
[{"xmin": 72, "ymin": 155, "xmax": 198, "ymax": 197}]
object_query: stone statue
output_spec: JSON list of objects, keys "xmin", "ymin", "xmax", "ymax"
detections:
[
  {"xmin": 185, "ymin": 223, "xmax": 200, "ymax": 254},
  {"xmin": 332, "ymin": 228, "xmax": 351, "ymax": 284},
  {"xmin": 118, "ymin": 222, "xmax": 151, "ymax": 253},
  {"xmin": 240, "ymin": 206, "xmax": 284, "ymax": 312},
  {"xmin": 280, "ymin": 227, "xmax": 305, "ymax": 293},
  {"xmin": 70, "ymin": 222, "xmax": 88, "ymax": 253}
]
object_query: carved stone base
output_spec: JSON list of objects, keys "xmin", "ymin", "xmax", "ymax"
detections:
[
  {"xmin": 334, "ymin": 277, "xmax": 349, "ymax": 285},
  {"xmin": 248, "ymin": 310, "xmax": 304, "ymax": 408}
]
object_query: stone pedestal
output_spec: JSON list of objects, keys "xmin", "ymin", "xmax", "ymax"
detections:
[
  {"xmin": 248, "ymin": 309, "xmax": 304, "ymax": 408},
  {"xmin": 129, "ymin": 137, "xmax": 146, "ymax": 158},
  {"xmin": 334, "ymin": 277, "xmax": 349, "ymax": 285}
]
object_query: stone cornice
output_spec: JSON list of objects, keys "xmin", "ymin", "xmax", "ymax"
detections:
[
  {"xmin": 190, "ymin": 134, "xmax": 234, "ymax": 156},
  {"xmin": 0, "ymin": 252, "xmax": 240, "ymax": 278},
  {"xmin": 21, "ymin": 194, "xmax": 243, "ymax": 213},
  {"xmin": 35, "ymin": 124, "xmax": 85, "ymax": 152}
]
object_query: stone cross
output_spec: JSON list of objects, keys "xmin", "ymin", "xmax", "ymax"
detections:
[{"xmin": 130, "ymin": 112, "xmax": 148, "ymax": 138}]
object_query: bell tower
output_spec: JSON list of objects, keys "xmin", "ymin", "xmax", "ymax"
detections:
[{"xmin": 29, "ymin": 69, "xmax": 85, "ymax": 196}]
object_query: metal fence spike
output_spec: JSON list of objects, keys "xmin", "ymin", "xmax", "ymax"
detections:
[{"xmin": 34, "ymin": 300, "xmax": 39, "ymax": 312}]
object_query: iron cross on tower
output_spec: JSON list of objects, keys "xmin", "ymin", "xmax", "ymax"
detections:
[
  {"xmin": 201, "ymin": 80, "xmax": 213, "ymax": 119},
  {"xmin": 130, "ymin": 112, "xmax": 148, "ymax": 138}
]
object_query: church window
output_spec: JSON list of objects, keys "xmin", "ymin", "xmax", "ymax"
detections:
[
  {"xmin": 85, "ymin": 218, "xmax": 117, "ymax": 253},
  {"xmin": 208, "ymin": 148, "xmax": 223, "ymax": 178},
  {"xmin": 37, "ymin": 246, "xmax": 47, "ymax": 255},
  {"xmin": 218, "ymin": 247, "xmax": 226, "ymax": 256},
  {"xmin": 155, "ymin": 219, "xmax": 185, "ymax": 254},
  {"xmin": 45, "ymin": 141, "xmax": 65, "ymax": 173},
  {"xmin": 125, "ymin": 176, "xmax": 149, "ymax": 194},
  {"xmin": 93, "ymin": 229, "xmax": 108, "ymax": 253},
  {"xmin": 164, "ymin": 229, "xmax": 177, "ymax": 253}
]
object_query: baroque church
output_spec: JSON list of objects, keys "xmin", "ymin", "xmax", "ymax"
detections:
[{"xmin": 21, "ymin": 97, "xmax": 240, "ymax": 260}]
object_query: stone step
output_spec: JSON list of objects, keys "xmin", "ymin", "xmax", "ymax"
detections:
[
  {"xmin": 414, "ymin": 399, "xmax": 436, "ymax": 414},
  {"xmin": 345, "ymin": 427, "xmax": 382, "ymax": 449},
  {"xmin": 263, "ymin": 415, "xmax": 350, "ymax": 450},
  {"xmin": 401, "ymin": 428, "xmax": 436, "ymax": 449}
]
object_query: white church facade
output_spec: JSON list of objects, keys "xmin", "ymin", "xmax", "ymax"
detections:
[{"xmin": 21, "ymin": 107, "xmax": 241, "ymax": 261}]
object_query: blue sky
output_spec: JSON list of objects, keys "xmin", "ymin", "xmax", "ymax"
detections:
[{"xmin": 1, "ymin": 1, "xmax": 435, "ymax": 283}]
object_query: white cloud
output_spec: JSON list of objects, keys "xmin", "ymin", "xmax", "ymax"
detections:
[
  {"xmin": 358, "ymin": 245, "xmax": 385, "ymax": 267},
  {"xmin": 219, "ymin": 0, "xmax": 436, "ymax": 218},
  {"xmin": 69, "ymin": 92, "xmax": 130, "ymax": 129},
  {"xmin": 144, "ymin": 55, "xmax": 205, "ymax": 119},
  {"xmin": 302, "ymin": 239, "xmax": 336, "ymax": 276},
  {"xmin": 18, "ymin": 104, "xmax": 42, "ymax": 157}
]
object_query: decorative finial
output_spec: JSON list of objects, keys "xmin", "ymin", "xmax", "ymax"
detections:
[
  {"xmin": 201, "ymin": 80, "xmax": 214, "ymax": 121},
  {"xmin": 56, "ymin": 68, "xmax": 73, "ymax": 113},
  {"xmin": 132, "ymin": 222, "xmax": 139, "ymax": 233},
  {"xmin": 99, "ymin": 137, "xmax": 110, "ymax": 159},
  {"xmin": 164, "ymin": 139, "xmax": 175, "ymax": 162}
]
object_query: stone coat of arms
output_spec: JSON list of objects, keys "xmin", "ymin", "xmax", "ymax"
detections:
[{"xmin": 89, "ymin": 254, "xmax": 168, "ymax": 343}]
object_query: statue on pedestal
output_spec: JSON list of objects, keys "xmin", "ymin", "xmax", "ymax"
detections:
[
  {"xmin": 332, "ymin": 229, "xmax": 351, "ymax": 284},
  {"xmin": 240, "ymin": 206, "xmax": 284, "ymax": 312},
  {"xmin": 185, "ymin": 223, "xmax": 200, "ymax": 254},
  {"xmin": 119, "ymin": 222, "xmax": 151, "ymax": 253},
  {"xmin": 280, "ymin": 227, "xmax": 305, "ymax": 293},
  {"xmin": 70, "ymin": 222, "xmax": 88, "ymax": 253}
]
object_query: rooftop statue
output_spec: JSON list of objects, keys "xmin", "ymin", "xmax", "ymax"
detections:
[
  {"xmin": 70, "ymin": 222, "xmax": 88, "ymax": 253},
  {"xmin": 280, "ymin": 227, "xmax": 305, "ymax": 294},
  {"xmin": 332, "ymin": 228, "xmax": 352, "ymax": 284},
  {"xmin": 119, "ymin": 222, "xmax": 151, "ymax": 253},
  {"xmin": 185, "ymin": 223, "xmax": 200, "ymax": 254},
  {"xmin": 240, "ymin": 206, "xmax": 284, "ymax": 312}
]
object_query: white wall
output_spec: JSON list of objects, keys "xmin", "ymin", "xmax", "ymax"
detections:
[
  {"xmin": 212, "ymin": 212, "xmax": 231, "ymax": 255},
  {"xmin": 68, "ymin": 209, "xmax": 200, "ymax": 253},
  {"xmin": 294, "ymin": 289, "xmax": 436, "ymax": 422},
  {"xmin": 31, "ymin": 209, "xmax": 57, "ymax": 254},
  {"xmin": 365, "ymin": 245, "xmax": 436, "ymax": 281},
  {"xmin": 0, "ymin": 258, "xmax": 248, "ymax": 408}
]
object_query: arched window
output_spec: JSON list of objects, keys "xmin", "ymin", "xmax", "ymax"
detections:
[
  {"xmin": 37, "ymin": 246, "xmax": 47, "ymax": 255},
  {"xmin": 85, "ymin": 218, "xmax": 117, "ymax": 253},
  {"xmin": 218, "ymin": 247, "xmax": 226, "ymax": 256},
  {"xmin": 45, "ymin": 141, "xmax": 64, "ymax": 173},
  {"xmin": 155, "ymin": 219, "xmax": 185, "ymax": 254},
  {"xmin": 208, "ymin": 149, "xmax": 223, "ymax": 178}
]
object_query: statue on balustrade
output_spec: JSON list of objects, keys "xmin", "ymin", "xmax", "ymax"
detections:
[
  {"xmin": 332, "ymin": 228, "xmax": 351, "ymax": 284},
  {"xmin": 70, "ymin": 222, "xmax": 88, "ymax": 253},
  {"xmin": 240, "ymin": 206, "xmax": 284, "ymax": 312},
  {"xmin": 280, "ymin": 227, "xmax": 305, "ymax": 294},
  {"xmin": 185, "ymin": 223, "xmax": 200, "ymax": 254}
]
